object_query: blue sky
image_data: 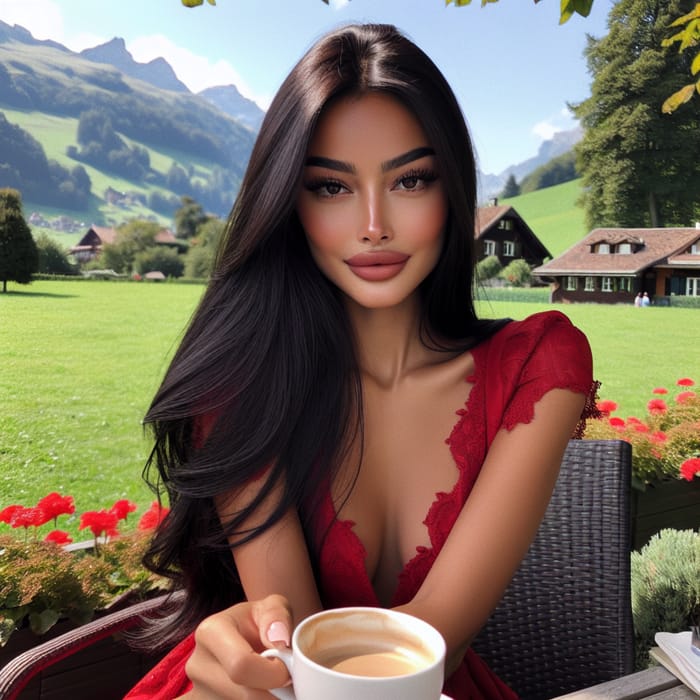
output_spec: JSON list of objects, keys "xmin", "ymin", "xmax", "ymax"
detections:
[{"xmin": 1, "ymin": 0, "xmax": 612, "ymax": 175}]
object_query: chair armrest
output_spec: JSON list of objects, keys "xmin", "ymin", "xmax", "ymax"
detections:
[{"xmin": 0, "ymin": 592, "xmax": 180, "ymax": 700}]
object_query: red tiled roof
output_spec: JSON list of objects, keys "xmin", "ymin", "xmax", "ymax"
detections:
[
  {"xmin": 90, "ymin": 226, "xmax": 117, "ymax": 244},
  {"xmin": 533, "ymin": 227, "xmax": 700, "ymax": 276},
  {"xmin": 476, "ymin": 205, "xmax": 512, "ymax": 237}
]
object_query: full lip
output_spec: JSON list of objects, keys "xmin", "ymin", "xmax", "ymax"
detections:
[{"xmin": 344, "ymin": 251, "xmax": 410, "ymax": 267}]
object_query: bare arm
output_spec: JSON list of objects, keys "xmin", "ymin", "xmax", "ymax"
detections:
[{"xmin": 396, "ymin": 388, "xmax": 585, "ymax": 676}]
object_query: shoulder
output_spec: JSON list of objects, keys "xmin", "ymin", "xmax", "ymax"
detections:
[{"xmin": 487, "ymin": 310, "xmax": 590, "ymax": 362}]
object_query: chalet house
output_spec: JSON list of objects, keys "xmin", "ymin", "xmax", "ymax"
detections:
[
  {"xmin": 69, "ymin": 226, "xmax": 182, "ymax": 263},
  {"xmin": 476, "ymin": 202, "xmax": 551, "ymax": 270},
  {"xmin": 533, "ymin": 226, "xmax": 700, "ymax": 304}
]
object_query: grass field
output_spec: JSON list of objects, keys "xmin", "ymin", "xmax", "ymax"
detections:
[
  {"xmin": 2, "ymin": 279, "xmax": 698, "ymax": 538},
  {"xmin": 501, "ymin": 179, "xmax": 587, "ymax": 258}
]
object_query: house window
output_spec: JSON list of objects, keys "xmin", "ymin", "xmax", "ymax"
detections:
[
  {"xmin": 617, "ymin": 243, "xmax": 632, "ymax": 254},
  {"xmin": 498, "ymin": 220, "xmax": 514, "ymax": 231},
  {"xmin": 687, "ymin": 277, "xmax": 700, "ymax": 296},
  {"xmin": 503, "ymin": 241, "xmax": 515, "ymax": 257},
  {"xmin": 483, "ymin": 240, "xmax": 496, "ymax": 256},
  {"xmin": 584, "ymin": 277, "xmax": 596, "ymax": 292},
  {"xmin": 601, "ymin": 277, "xmax": 613, "ymax": 292},
  {"xmin": 691, "ymin": 243, "xmax": 700, "ymax": 254},
  {"xmin": 566, "ymin": 276, "xmax": 578, "ymax": 291},
  {"xmin": 597, "ymin": 243, "xmax": 610, "ymax": 254},
  {"xmin": 618, "ymin": 277, "xmax": 632, "ymax": 292}
]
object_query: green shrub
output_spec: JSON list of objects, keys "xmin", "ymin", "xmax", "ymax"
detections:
[
  {"xmin": 498, "ymin": 258, "xmax": 532, "ymax": 287},
  {"xmin": 631, "ymin": 529, "xmax": 700, "ymax": 669},
  {"xmin": 476, "ymin": 255, "xmax": 502, "ymax": 282}
]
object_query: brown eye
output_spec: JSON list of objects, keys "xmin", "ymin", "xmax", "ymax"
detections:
[
  {"xmin": 325, "ymin": 182, "xmax": 343, "ymax": 196},
  {"xmin": 400, "ymin": 176, "xmax": 419, "ymax": 190}
]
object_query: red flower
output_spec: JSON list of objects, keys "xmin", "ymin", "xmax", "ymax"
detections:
[
  {"xmin": 596, "ymin": 400, "xmax": 618, "ymax": 415},
  {"xmin": 626, "ymin": 416, "xmax": 642, "ymax": 424},
  {"xmin": 0, "ymin": 505, "xmax": 24, "ymax": 524},
  {"xmin": 677, "ymin": 378, "xmax": 695, "ymax": 386},
  {"xmin": 650, "ymin": 431, "xmax": 668, "ymax": 444},
  {"xmin": 36, "ymin": 493, "xmax": 75, "ymax": 525},
  {"xmin": 609, "ymin": 416, "xmax": 625, "ymax": 428},
  {"xmin": 79, "ymin": 510, "xmax": 119, "ymax": 539},
  {"xmin": 680, "ymin": 458, "xmax": 700, "ymax": 481},
  {"xmin": 138, "ymin": 502, "xmax": 170, "ymax": 531},
  {"xmin": 676, "ymin": 391, "xmax": 697, "ymax": 404},
  {"xmin": 10, "ymin": 507, "xmax": 45, "ymax": 530},
  {"xmin": 633, "ymin": 422, "xmax": 650, "ymax": 433},
  {"xmin": 647, "ymin": 398, "xmax": 668, "ymax": 415},
  {"xmin": 110, "ymin": 499, "xmax": 137, "ymax": 521},
  {"xmin": 652, "ymin": 387, "xmax": 668, "ymax": 394},
  {"xmin": 44, "ymin": 530, "xmax": 73, "ymax": 545}
]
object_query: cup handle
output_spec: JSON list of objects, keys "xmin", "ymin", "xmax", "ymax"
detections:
[{"xmin": 261, "ymin": 648, "xmax": 295, "ymax": 700}]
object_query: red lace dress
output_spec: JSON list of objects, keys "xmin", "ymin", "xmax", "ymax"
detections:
[{"xmin": 125, "ymin": 310, "xmax": 597, "ymax": 700}]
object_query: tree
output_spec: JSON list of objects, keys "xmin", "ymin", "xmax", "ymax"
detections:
[
  {"xmin": 100, "ymin": 220, "xmax": 161, "ymax": 273},
  {"xmin": 500, "ymin": 174, "xmax": 520, "ymax": 199},
  {"xmin": 499, "ymin": 258, "xmax": 532, "ymax": 287},
  {"xmin": 134, "ymin": 247, "xmax": 185, "ymax": 278},
  {"xmin": 35, "ymin": 234, "xmax": 77, "ymax": 275},
  {"xmin": 0, "ymin": 189, "xmax": 38, "ymax": 293},
  {"xmin": 174, "ymin": 196, "xmax": 209, "ymax": 239},
  {"xmin": 573, "ymin": 0, "xmax": 700, "ymax": 229}
]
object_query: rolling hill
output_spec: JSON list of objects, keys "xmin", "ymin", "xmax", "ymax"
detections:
[{"xmin": 0, "ymin": 20, "xmax": 260, "ymax": 234}]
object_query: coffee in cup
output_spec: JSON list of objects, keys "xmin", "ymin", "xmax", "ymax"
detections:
[{"xmin": 262, "ymin": 606, "xmax": 451, "ymax": 700}]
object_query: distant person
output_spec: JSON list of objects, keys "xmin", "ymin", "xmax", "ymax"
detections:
[
  {"xmin": 642, "ymin": 292, "xmax": 651, "ymax": 307},
  {"xmin": 634, "ymin": 293, "xmax": 642, "ymax": 307},
  {"xmin": 125, "ymin": 23, "xmax": 599, "ymax": 700}
]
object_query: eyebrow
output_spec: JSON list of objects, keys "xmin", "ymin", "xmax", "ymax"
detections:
[{"xmin": 305, "ymin": 146, "xmax": 435, "ymax": 174}]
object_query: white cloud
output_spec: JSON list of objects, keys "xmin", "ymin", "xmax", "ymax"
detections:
[
  {"xmin": 531, "ymin": 107, "xmax": 578, "ymax": 142},
  {"xmin": 1, "ymin": 0, "xmax": 64, "ymax": 41},
  {"xmin": 329, "ymin": 0, "xmax": 351, "ymax": 9},
  {"xmin": 128, "ymin": 35, "xmax": 269, "ymax": 109}
]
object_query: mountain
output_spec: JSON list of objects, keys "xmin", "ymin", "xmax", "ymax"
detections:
[
  {"xmin": 478, "ymin": 126, "xmax": 583, "ymax": 201},
  {"xmin": 198, "ymin": 85, "xmax": 265, "ymax": 132},
  {"xmin": 0, "ymin": 20, "xmax": 257, "ymax": 222},
  {"xmin": 80, "ymin": 38, "xmax": 189, "ymax": 93}
]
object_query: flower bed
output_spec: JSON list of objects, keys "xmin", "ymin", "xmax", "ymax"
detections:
[
  {"xmin": 0, "ymin": 495, "xmax": 169, "ymax": 653},
  {"xmin": 585, "ymin": 377, "xmax": 700, "ymax": 548}
]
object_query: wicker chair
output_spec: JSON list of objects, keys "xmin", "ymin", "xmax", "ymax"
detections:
[
  {"xmin": 0, "ymin": 440, "xmax": 633, "ymax": 700},
  {"xmin": 472, "ymin": 438, "xmax": 635, "ymax": 699}
]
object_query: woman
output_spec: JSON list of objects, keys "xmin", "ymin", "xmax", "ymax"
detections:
[{"xmin": 126, "ymin": 23, "xmax": 598, "ymax": 700}]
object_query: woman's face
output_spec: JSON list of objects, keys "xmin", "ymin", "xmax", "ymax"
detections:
[{"xmin": 296, "ymin": 92, "xmax": 448, "ymax": 311}]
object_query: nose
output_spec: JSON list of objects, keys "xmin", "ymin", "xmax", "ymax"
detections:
[{"xmin": 359, "ymin": 191, "xmax": 392, "ymax": 244}]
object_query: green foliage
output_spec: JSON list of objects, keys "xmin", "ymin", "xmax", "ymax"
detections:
[
  {"xmin": 174, "ymin": 196, "xmax": 208, "ymax": 240},
  {"xmin": 0, "ymin": 188, "xmax": 38, "ymax": 292},
  {"xmin": 573, "ymin": 0, "xmax": 700, "ymax": 229},
  {"xmin": 0, "ymin": 532, "xmax": 165, "ymax": 645},
  {"xmin": 661, "ymin": 3, "xmax": 700, "ymax": 113},
  {"xmin": 519, "ymin": 151, "xmax": 578, "ymax": 194},
  {"xmin": 631, "ymin": 529, "xmax": 700, "ymax": 668},
  {"xmin": 35, "ymin": 234, "xmax": 78, "ymax": 276},
  {"xmin": 500, "ymin": 174, "xmax": 520, "ymax": 199},
  {"xmin": 498, "ymin": 258, "xmax": 532, "ymax": 286},
  {"xmin": 100, "ymin": 220, "xmax": 161, "ymax": 274},
  {"xmin": 134, "ymin": 246, "xmax": 185, "ymax": 278},
  {"xmin": 0, "ymin": 113, "xmax": 91, "ymax": 210},
  {"xmin": 184, "ymin": 217, "xmax": 224, "ymax": 279},
  {"xmin": 476, "ymin": 254, "xmax": 502, "ymax": 282}
]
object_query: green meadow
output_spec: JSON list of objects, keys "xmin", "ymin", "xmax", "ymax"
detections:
[{"xmin": 1, "ymin": 279, "xmax": 698, "ymax": 538}]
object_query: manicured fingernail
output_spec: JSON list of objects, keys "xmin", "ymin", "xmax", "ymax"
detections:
[{"xmin": 267, "ymin": 621, "xmax": 290, "ymax": 647}]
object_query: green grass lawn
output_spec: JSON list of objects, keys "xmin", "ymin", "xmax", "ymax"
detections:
[
  {"xmin": 0, "ymin": 279, "xmax": 204, "ymax": 537},
  {"xmin": 1, "ymin": 279, "xmax": 698, "ymax": 539}
]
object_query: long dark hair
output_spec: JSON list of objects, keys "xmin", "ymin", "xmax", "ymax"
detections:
[{"xmin": 139, "ymin": 23, "xmax": 506, "ymax": 648}]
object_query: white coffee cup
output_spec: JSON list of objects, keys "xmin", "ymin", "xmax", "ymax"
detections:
[{"xmin": 262, "ymin": 606, "xmax": 452, "ymax": 700}]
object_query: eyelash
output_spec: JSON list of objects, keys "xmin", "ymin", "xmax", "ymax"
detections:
[{"xmin": 303, "ymin": 168, "xmax": 439, "ymax": 198}]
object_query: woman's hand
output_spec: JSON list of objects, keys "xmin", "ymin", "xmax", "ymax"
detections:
[{"xmin": 183, "ymin": 594, "xmax": 293, "ymax": 699}]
